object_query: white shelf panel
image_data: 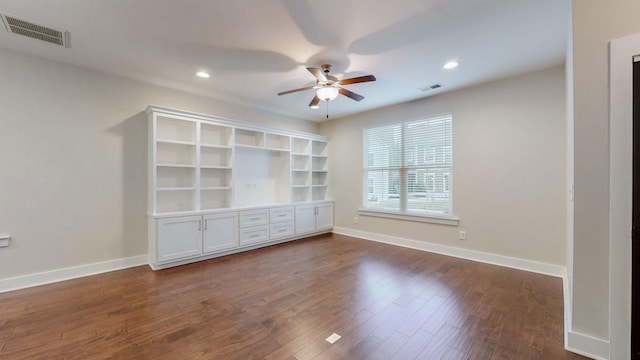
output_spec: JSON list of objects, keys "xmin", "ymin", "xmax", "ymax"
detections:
[
  {"xmin": 157, "ymin": 139, "xmax": 196, "ymax": 146},
  {"xmin": 156, "ymin": 163, "xmax": 197, "ymax": 168},
  {"xmin": 157, "ymin": 187, "xmax": 196, "ymax": 191},
  {"xmin": 235, "ymin": 144, "xmax": 290, "ymax": 152},
  {"xmin": 200, "ymin": 144, "xmax": 233, "ymax": 149},
  {"xmin": 200, "ymin": 165, "xmax": 232, "ymax": 169},
  {"xmin": 201, "ymin": 186, "xmax": 232, "ymax": 190}
]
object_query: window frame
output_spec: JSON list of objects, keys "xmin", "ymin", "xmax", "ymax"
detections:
[{"xmin": 360, "ymin": 115, "xmax": 458, "ymax": 225}]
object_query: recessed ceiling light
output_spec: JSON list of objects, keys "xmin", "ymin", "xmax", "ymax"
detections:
[
  {"xmin": 443, "ymin": 61, "xmax": 459, "ymax": 70},
  {"xmin": 196, "ymin": 71, "xmax": 210, "ymax": 79}
]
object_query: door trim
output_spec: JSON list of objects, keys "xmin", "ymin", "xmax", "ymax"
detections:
[{"xmin": 609, "ymin": 32, "xmax": 640, "ymax": 360}]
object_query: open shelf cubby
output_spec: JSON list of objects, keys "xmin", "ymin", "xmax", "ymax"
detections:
[
  {"xmin": 156, "ymin": 189, "xmax": 195, "ymax": 213},
  {"xmin": 291, "ymin": 137, "xmax": 311, "ymax": 155},
  {"xmin": 291, "ymin": 154, "xmax": 310, "ymax": 170},
  {"xmin": 201, "ymin": 168, "xmax": 232, "ymax": 188},
  {"xmin": 292, "ymin": 171, "xmax": 310, "ymax": 186},
  {"xmin": 312, "ymin": 171, "xmax": 327, "ymax": 186},
  {"xmin": 312, "ymin": 140, "xmax": 328, "ymax": 156},
  {"xmin": 200, "ymin": 146, "xmax": 233, "ymax": 167},
  {"xmin": 266, "ymin": 133, "xmax": 290, "ymax": 151},
  {"xmin": 235, "ymin": 129, "xmax": 265, "ymax": 147},
  {"xmin": 201, "ymin": 189, "xmax": 232, "ymax": 210},
  {"xmin": 157, "ymin": 166, "xmax": 195, "ymax": 188},
  {"xmin": 201, "ymin": 123, "xmax": 233, "ymax": 147},
  {"xmin": 292, "ymin": 186, "xmax": 310, "ymax": 203},
  {"xmin": 312, "ymin": 156, "xmax": 328, "ymax": 171},
  {"xmin": 312, "ymin": 186, "xmax": 328, "ymax": 201},
  {"xmin": 156, "ymin": 142, "xmax": 195, "ymax": 166},
  {"xmin": 156, "ymin": 116, "xmax": 196, "ymax": 143}
]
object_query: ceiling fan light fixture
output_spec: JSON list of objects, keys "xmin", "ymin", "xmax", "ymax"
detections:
[
  {"xmin": 316, "ymin": 86, "xmax": 339, "ymax": 101},
  {"xmin": 309, "ymin": 104, "xmax": 320, "ymax": 109}
]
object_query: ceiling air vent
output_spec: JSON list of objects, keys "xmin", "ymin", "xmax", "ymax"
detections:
[
  {"xmin": 1, "ymin": 13, "xmax": 69, "ymax": 47},
  {"xmin": 419, "ymin": 83, "xmax": 443, "ymax": 92}
]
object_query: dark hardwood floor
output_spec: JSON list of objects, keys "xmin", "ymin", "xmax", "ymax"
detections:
[{"xmin": 0, "ymin": 233, "xmax": 588, "ymax": 359}]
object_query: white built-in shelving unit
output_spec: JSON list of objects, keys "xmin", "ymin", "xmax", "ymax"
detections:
[{"xmin": 147, "ymin": 106, "xmax": 332, "ymax": 270}]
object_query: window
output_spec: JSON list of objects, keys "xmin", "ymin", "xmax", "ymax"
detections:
[{"xmin": 362, "ymin": 115, "xmax": 452, "ymax": 216}]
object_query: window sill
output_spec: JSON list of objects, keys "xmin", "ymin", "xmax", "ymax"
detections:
[{"xmin": 358, "ymin": 209, "xmax": 460, "ymax": 226}]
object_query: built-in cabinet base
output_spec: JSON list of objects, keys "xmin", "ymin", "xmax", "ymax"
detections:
[{"xmin": 148, "ymin": 201, "xmax": 333, "ymax": 270}]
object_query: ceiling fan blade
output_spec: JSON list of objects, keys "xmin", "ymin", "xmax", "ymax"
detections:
[
  {"xmin": 277, "ymin": 85, "xmax": 316, "ymax": 96},
  {"xmin": 339, "ymin": 75, "xmax": 376, "ymax": 85},
  {"xmin": 307, "ymin": 67, "xmax": 328, "ymax": 82},
  {"xmin": 308, "ymin": 95, "xmax": 320, "ymax": 108},
  {"xmin": 339, "ymin": 88, "xmax": 364, "ymax": 101}
]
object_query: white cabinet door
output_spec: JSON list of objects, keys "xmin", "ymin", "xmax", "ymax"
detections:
[
  {"xmin": 203, "ymin": 212, "xmax": 238, "ymax": 253},
  {"xmin": 295, "ymin": 204, "xmax": 316, "ymax": 235},
  {"xmin": 315, "ymin": 202, "xmax": 334, "ymax": 231},
  {"xmin": 156, "ymin": 215, "xmax": 202, "ymax": 263}
]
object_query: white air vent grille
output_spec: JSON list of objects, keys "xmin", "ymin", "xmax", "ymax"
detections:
[
  {"xmin": 1, "ymin": 13, "xmax": 69, "ymax": 47},
  {"xmin": 419, "ymin": 83, "xmax": 444, "ymax": 92}
]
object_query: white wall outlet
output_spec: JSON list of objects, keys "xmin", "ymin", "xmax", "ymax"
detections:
[
  {"xmin": 0, "ymin": 235, "xmax": 10, "ymax": 248},
  {"xmin": 459, "ymin": 230, "xmax": 466, "ymax": 240},
  {"xmin": 354, "ymin": 216, "xmax": 359, "ymax": 224}
]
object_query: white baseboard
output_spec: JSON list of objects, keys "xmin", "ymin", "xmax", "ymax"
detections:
[
  {"xmin": 333, "ymin": 226, "xmax": 566, "ymax": 277},
  {"xmin": 566, "ymin": 331, "xmax": 610, "ymax": 360},
  {"xmin": 0, "ymin": 255, "xmax": 148, "ymax": 293}
]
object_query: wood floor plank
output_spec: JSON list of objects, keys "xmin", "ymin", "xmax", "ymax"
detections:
[{"xmin": 0, "ymin": 234, "xmax": 588, "ymax": 359}]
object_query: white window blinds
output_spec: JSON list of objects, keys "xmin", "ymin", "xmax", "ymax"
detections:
[{"xmin": 363, "ymin": 115, "xmax": 452, "ymax": 216}]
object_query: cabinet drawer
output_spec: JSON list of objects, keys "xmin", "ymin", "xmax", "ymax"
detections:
[
  {"xmin": 238, "ymin": 209, "xmax": 269, "ymax": 228},
  {"xmin": 239, "ymin": 225, "xmax": 269, "ymax": 245},
  {"xmin": 270, "ymin": 221, "xmax": 294, "ymax": 240},
  {"xmin": 270, "ymin": 207, "xmax": 294, "ymax": 223}
]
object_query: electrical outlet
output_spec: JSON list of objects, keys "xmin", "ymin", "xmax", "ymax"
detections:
[
  {"xmin": 0, "ymin": 235, "xmax": 10, "ymax": 248},
  {"xmin": 459, "ymin": 230, "xmax": 466, "ymax": 240},
  {"xmin": 354, "ymin": 216, "xmax": 359, "ymax": 224}
]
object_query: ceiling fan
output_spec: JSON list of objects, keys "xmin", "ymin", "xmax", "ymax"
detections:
[{"xmin": 277, "ymin": 64, "xmax": 376, "ymax": 109}]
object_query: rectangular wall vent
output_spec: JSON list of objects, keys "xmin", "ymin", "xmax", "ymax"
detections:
[
  {"xmin": 419, "ymin": 83, "xmax": 444, "ymax": 92},
  {"xmin": 1, "ymin": 13, "xmax": 69, "ymax": 47}
]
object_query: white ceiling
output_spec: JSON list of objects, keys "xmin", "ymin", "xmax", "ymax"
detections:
[{"xmin": 0, "ymin": 0, "xmax": 570, "ymax": 122}]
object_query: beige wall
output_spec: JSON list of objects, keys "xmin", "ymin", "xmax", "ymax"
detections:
[
  {"xmin": 320, "ymin": 66, "xmax": 567, "ymax": 265},
  {"xmin": 0, "ymin": 48, "xmax": 317, "ymax": 280},
  {"xmin": 571, "ymin": 0, "xmax": 640, "ymax": 341}
]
